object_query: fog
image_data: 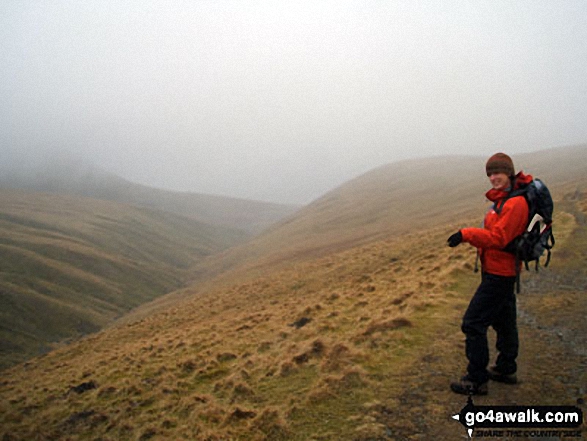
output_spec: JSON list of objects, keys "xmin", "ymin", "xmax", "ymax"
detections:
[{"xmin": 1, "ymin": 1, "xmax": 586, "ymax": 204}]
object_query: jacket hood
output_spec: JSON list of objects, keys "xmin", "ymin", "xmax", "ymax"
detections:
[
  {"xmin": 485, "ymin": 171, "xmax": 533, "ymax": 202},
  {"xmin": 513, "ymin": 171, "xmax": 533, "ymax": 188}
]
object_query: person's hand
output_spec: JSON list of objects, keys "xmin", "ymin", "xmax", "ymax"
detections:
[{"xmin": 447, "ymin": 231, "xmax": 463, "ymax": 247}]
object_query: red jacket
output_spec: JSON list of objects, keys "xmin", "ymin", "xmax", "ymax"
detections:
[{"xmin": 461, "ymin": 172, "xmax": 532, "ymax": 277}]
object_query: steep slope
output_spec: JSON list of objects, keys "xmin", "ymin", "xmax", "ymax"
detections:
[
  {"xmin": 1, "ymin": 146, "xmax": 585, "ymax": 439},
  {"xmin": 0, "ymin": 157, "xmax": 300, "ymax": 235},
  {"xmin": 0, "ymin": 188, "xmax": 246, "ymax": 370},
  {"xmin": 193, "ymin": 144, "xmax": 587, "ymax": 283}
]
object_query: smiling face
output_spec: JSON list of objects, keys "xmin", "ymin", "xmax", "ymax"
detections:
[{"xmin": 488, "ymin": 172, "xmax": 511, "ymax": 191}]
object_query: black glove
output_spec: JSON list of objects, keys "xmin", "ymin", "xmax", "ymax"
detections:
[{"xmin": 447, "ymin": 231, "xmax": 463, "ymax": 247}]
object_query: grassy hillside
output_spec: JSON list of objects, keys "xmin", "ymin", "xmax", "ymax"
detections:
[
  {"xmin": 189, "ymin": 144, "xmax": 587, "ymax": 285},
  {"xmin": 0, "ymin": 187, "xmax": 584, "ymax": 440},
  {"xmin": 0, "ymin": 188, "xmax": 247, "ymax": 370},
  {"xmin": 0, "ymin": 158, "xmax": 300, "ymax": 235},
  {"xmin": 1, "ymin": 146, "xmax": 585, "ymax": 439}
]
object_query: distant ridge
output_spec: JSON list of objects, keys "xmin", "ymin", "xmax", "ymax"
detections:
[{"xmin": 0, "ymin": 155, "xmax": 300, "ymax": 235}]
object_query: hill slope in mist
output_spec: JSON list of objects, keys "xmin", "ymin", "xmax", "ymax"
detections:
[
  {"xmin": 192, "ymin": 144, "xmax": 587, "ymax": 283},
  {"xmin": 1, "ymin": 145, "xmax": 585, "ymax": 439},
  {"xmin": 0, "ymin": 156, "xmax": 299, "ymax": 235},
  {"xmin": 0, "ymin": 188, "xmax": 246, "ymax": 370}
]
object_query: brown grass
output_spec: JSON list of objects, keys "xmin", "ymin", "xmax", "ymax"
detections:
[
  {"xmin": 1, "ymin": 214, "xmax": 585, "ymax": 438},
  {"xmin": 0, "ymin": 215, "xmax": 481, "ymax": 439}
]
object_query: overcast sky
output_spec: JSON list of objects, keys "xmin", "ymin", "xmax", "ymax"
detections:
[{"xmin": 2, "ymin": 1, "xmax": 586, "ymax": 204}]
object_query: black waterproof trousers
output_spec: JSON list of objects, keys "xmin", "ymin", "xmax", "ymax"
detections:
[{"xmin": 461, "ymin": 272, "xmax": 518, "ymax": 383}]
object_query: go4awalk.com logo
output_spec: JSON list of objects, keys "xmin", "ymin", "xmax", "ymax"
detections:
[{"xmin": 452, "ymin": 396, "xmax": 584, "ymax": 438}]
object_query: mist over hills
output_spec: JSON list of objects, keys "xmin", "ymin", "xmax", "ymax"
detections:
[
  {"xmin": 0, "ymin": 154, "xmax": 300, "ymax": 235},
  {"xmin": 185, "ymin": 144, "xmax": 587, "ymax": 285},
  {"xmin": 0, "ymin": 154, "xmax": 302, "ymax": 369}
]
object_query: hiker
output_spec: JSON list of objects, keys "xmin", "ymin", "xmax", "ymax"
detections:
[{"xmin": 447, "ymin": 153, "xmax": 533, "ymax": 395}]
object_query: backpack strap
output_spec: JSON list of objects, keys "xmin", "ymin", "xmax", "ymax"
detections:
[
  {"xmin": 543, "ymin": 228, "xmax": 555, "ymax": 267},
  {"xmin": 493, "ymin": 184, "xmax": 527, "ymax": 215},
  {"xmin": 493, "ymin": 198, "xmax": 507, "ymax": 215}
]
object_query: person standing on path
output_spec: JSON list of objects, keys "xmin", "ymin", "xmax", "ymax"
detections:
[{"xmin": 447, "ymin": 153, "xmax": 532, "ymax": 395}]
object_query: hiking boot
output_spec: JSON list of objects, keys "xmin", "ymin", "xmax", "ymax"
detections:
[
  {"xmin": 488, "ymin": 365, "xmax": 517, "ymax": 384},
  {"xmin": 450, "ymin": 376, "xmax": 488, "ymax": 396}
]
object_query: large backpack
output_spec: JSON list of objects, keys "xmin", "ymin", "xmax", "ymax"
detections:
[{"xmin": 495, "ymin": 178, "xmax": 555, "ymax": 293}]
